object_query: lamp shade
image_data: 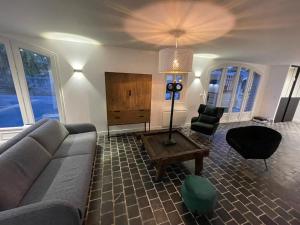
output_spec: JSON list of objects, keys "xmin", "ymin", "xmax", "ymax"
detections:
[{"xmin": 159, "ymin": 48, "xmax": 193, "ymax": 74}]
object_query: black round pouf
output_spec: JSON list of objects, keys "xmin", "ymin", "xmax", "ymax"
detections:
[{"xmin": 226, "ymin": 126, "xmax": 282, "ymax": 159}]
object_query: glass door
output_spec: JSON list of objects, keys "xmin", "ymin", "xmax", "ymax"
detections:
[
  {"xmin": 219, "ymin": 66, "xmax": 238, "ymax": 113},
  {"xmin": 230, "ymin": 68, "xmax": 250, "ymax": 121},
  {"xmin": 241, "ymin": 72, "xmax": 261, "ymax": 121},
  {"xmin": 207, "ymin": 68, "xmax": 223, "ymax": 107}
]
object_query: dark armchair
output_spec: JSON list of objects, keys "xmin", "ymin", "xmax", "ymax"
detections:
[
  {"xmin": 191, "ymin": 104, "xmax": 224, "ymax": 138},
  {"xmin": 226, "ymin": 126, "xmax": 282, "ymax": 170}
]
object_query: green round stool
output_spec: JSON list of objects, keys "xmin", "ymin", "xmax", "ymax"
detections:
[{"xmin": 181, "ymin": 175, "xmax": 217, "ymax": 214}]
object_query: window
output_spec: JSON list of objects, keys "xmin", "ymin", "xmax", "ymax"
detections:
[
  {"xmin": 207, "ymin": 68, "xmax": 223, "ymax": 107},
  {"xmin": 220, "ymin": 66, "xmax": 238, "ymax": 112},
  {"xmin": 165, "ymin": 74, "xmax": 183, "ymax": 100},
  {"xmin": 0, "ymin": 43, "xmax": 23, "ymax": 128},
  {"xmin": 19, "ymin": 48, "xmax": 59, "ymax": 121},
  {"xmin": 232, "ymin": 68, "xmax": 250, "ymax": 112},
  {"xmin": 245, "ymin": 72, "xmax": 261, "ymax": 112},
  {"xmin": 207, "ymin": 65, "xmax": 261, "ymax": 115},
  {"xmin": 0, "ymin": 37, "xmax": 63, "ymax": 129}
]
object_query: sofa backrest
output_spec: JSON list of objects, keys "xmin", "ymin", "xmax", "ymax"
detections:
[
  {"xmin": 0, "ymin": 137, "xmax": 51, "ymax": 211},
  {"xmin": 29, "ymin": 120, "xmax": 69, "ymax": 155},
  {"xmin": 0, "ymin": 119, "xmax": 48, "ymax": 154}
]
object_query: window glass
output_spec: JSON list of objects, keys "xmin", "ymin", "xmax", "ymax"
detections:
[
  {"xmin": 207, "ymin": 68, "xmax": 223, "ymax": 106},
  {"xmin": 165, "ymin": 74, "xmax": 183, "ymax": 100},
  {"xmin": 220, "ymin": 66, "xmax": 238, "ymax": 112},
  {"xmin": 245, "ymin": 72, "xmax": 261, "ymax": 112},
  {"xmin": 232, "ymin": 68, "xmax": 250, "ymax": 112},
  {"xmin": 0, "ymin": 43, "xmax": 24, "ymax": 128},
  {"xmin": 19, "ymin": 48, "xmax": 59, "ymax": 121}
]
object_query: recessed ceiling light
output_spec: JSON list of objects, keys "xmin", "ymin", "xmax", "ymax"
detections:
[
  {"xmin": 194, "ymin": 53, "xmax": 219, "ymax": 59},
  {"xmin": 41, "ymin": 32, "xmax": 100, "ymax": 45}
]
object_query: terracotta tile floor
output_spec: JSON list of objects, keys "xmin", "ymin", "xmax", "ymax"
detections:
[{"xmin": 85, "ymin": 121, "xmax": 300, "ymax": 225}]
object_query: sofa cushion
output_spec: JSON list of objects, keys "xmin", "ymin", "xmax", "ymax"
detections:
[
  {"xmin": 0, "ymin": 137, "xmax": 51, "ymax": 211},
  {"xmin": 54, "ymin": 132, "xmax": 96, "ymax": 158},
  {"xmin": 20, "ymin": 154, "xmax": 93, "ymax": 214},
  {"xmin": 29, "ymin": 120, "xmax": 69, "ymax": 155},
  {"xmin": 0, "ymin": 119, "xmax": 48, "ymax": 154}
]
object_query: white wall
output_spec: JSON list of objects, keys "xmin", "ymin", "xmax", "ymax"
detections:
[
  {"xmin": 258, "ymin": 65, "xmax": 290, "ymax": 120},
  {"xmin": 3, "ymin": 34, "xmax": 287, "ymax": 133}
]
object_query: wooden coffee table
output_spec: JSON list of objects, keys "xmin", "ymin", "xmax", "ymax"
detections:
[{"xmin": 141, "ymin": 130, "xmax": 209, "ymax": 181}]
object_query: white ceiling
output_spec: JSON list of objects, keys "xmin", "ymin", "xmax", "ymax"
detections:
[{"xmin": 0, "ymin": 0, "xmax": 300, "ymax": 65}]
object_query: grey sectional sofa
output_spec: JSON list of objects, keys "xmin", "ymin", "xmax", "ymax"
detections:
[{"xmin": 0, "ymin": 119, "xmax": 97, "ymax": 225}]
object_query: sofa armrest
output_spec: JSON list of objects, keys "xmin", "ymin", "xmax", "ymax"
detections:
[
  {"xmin": 65, "ymin": 123, "xmax": 96, "ymax": 134},
  {"xmin": 0, "ymin": 200, "xmax": 81, "ymax": 225}
]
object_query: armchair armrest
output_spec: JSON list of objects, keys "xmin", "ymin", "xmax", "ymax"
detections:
[
  {"xmin": 65, "ymin": 123, "xmax": 96, "ymax": 134},
  {"xmin": 0, "ymin": 200, "xmax": 81, "ymax": 225}
]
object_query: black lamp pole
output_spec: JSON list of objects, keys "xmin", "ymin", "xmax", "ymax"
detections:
[{"xmin": 164, "ymin": 80, "xmax": 183, "ymax": 145}]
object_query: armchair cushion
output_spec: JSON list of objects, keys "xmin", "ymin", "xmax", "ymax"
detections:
[
  {"xmin": 191, "ymin": 122, "xmax": 216, "ymax": 135},
  {"xmin": 191, "ymin": 117, "xmax": 199, "ymax": 123},
  {"xmin": 203, "ymin": 105, "xmax": 218, "ymax": 116},
  {"xmin": 198, "ymin": 114, "xmax": 219, "ymax": 124}
]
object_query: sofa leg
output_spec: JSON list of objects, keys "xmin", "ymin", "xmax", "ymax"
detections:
[{"xmin": 264, "ymin": 159, "xmax": 268, "ymax": 171}]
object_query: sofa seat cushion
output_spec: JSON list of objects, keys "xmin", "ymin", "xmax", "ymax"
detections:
[
  {"xmin": 20, "ymin": 154, "xmax": 93, "ymax": 214},
  {"xmin": 29, "ymin": 120, "xmax": 69, "ymax": 155},
  {"xmin": 53, "ymin": 132, "xmax": 96, "ymax": 158},
  {"xmin": 0, "ymin": 137, "xmax": 51, "ymax": 211}
]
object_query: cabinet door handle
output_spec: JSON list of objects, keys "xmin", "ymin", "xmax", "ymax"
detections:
[
  {"xmin": 128, "ymin": 90, "xmax": 131, "ymax": 96},
  {"xmin": 139, "ymin": 115, "xmax": 145, "ymax": 118},
  {"xmin": 113, "ymin": 110, "xmax": 121, "ymax": 112},
  {"xmin": 114, "ymin": 116, "xmax": 120, "ymax": 119}
]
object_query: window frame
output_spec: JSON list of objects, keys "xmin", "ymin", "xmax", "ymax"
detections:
[
  {"xmin": 206, "ymin": 63, "xmax": 263, "ymax": 116},
  {"xmin": 0, "ymin": 35, "xmax": 65, "ymax": 131},
  {"xmin": 164, "ymin": 74, "xmax": 186, "ymax": 102}
]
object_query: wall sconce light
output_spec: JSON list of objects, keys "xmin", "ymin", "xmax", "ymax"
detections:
[
  {"xmin": 73, "ymin": 69, "xmax": 83, "ymax": 73},
  {"xmin": 195, "ymin": 72, "xmax": 202, "ymax": 78}
]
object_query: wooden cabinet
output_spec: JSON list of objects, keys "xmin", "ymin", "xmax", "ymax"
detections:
[{"xmin": 105, "ymin": 72, "xmax": 152, "ymax": 135}]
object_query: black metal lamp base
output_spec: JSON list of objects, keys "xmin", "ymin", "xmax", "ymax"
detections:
[{"xmin": 163, "ymin": 138, "xmax": 177, "ymax": 146}]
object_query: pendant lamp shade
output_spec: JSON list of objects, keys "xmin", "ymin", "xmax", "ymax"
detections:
[{"xmin": 159, "ymin": 48, "xmax": 193, "ymax": 74}]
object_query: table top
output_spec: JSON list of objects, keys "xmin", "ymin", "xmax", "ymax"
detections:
[{"xmin": 141, "ymin": 130, "xmax": 209, "ymax": 160}]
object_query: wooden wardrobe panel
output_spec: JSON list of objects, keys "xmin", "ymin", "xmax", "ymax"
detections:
[
  {"xmin": 105, "ymin": 73, "xmax": 134, "ymax": 111},
  {"xmin": 133, "ymin": 74, "xmax": 152, "ymax": 110}
]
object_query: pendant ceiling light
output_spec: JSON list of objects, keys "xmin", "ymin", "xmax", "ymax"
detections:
[{"xmin": 159, "ymin": 29, "xmax": 193, "ymax": 74}]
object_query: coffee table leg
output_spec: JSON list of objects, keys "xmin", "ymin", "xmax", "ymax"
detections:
[
  {"xmin": 156, "ymin": 160, "xmax": 165, "ymax": 181},
  {"xmin": 195, "ymin": 155, "xmax": 203, "ymax": 175}
]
